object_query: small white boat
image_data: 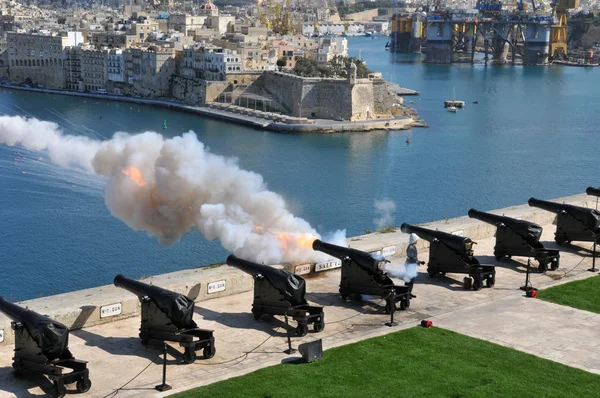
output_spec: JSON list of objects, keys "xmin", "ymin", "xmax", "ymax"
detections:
[{"xmin": 447, "ymin": 106, "xmax": 457, "ymax": 113}]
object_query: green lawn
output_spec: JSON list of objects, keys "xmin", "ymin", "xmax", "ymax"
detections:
[
  {"xmin": 538, "ymin": 275, "xmax": 600, "ymax": 314},
  {"xmin": 173, "ymin": 327, "xmax": 599, "ymax": 398}
]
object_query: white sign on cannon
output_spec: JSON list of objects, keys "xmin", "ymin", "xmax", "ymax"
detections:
[
  {"xmin": 315, "ymin": 259, "xmax": 342, "ymax": 272},
  {"xmin": 382, "ymin": 245, "xmax": 397, "ymax": 257}
]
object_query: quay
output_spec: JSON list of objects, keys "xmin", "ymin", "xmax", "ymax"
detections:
[
  {"xmin": 0, "ymin": 82, "xmax": 419, "ymax": 134},
  {"xmin": 1, "ymin": 192, "xmax": 599, "ymax": 396}
]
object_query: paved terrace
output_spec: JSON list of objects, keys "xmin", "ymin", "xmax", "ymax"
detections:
[{"xmin": 1, "ymin": 225, "xmax": 599, "ymax": 397}]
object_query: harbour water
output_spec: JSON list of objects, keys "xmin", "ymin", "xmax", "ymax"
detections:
[{"xmin": 1, "ymin": 37, "xmax": 599, "ymax": 300}]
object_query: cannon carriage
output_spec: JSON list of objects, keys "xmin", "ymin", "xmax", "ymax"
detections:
[
  {"xmin": 468, "ymin": 209, "xmax": 560, "ymax": 272},
  {"xmin": 226, "ymin": 255, "xmax": 324, "ymax": 337},
  {"xmin": 312, "ymin": 240, "xmax": 411, "ymax": 312},
  {"xmin": 114, "ymin": 274, "xmax": 215, "ymax": 363},
  {"xmin": 400, "ymin": 223, "xmax": 496, "ymax": 290},
  {"xmin": 0, "ymin": 297, "xmax": 91, "ymax": 398}
]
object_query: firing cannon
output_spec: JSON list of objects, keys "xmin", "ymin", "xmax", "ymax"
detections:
[
  {"xmin": 312, "ymin": 240, "xmax": 411, "ymax": 312},
  {"xmin": 226, "ymin": 255, "xmax": 324, "ymax": 337},
  {"xmin": 468, "ymin": 209, "xmax": 560, "ymax": 272},
  {"xmin": 528, "ymin": 198, "xmax": 600, "ymax": 245},
  {"xmin": 587, "ymin": 187, "xmax": 600, "ymax": 198},
  {"xmin": 114, "ymin": 274, "xmax": 215, "ymax": 363},
  {"xmin": 400, "ymin": 223, "xmax": 496, "ymax": 291},
  {"xmin": 0, "ymin": 297, "xmax": 91, "ymax": 398}
]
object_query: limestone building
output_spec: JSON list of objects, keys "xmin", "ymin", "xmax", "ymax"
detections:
[{"xmin": 7, "ymin": 32, "xmax": 69, "ymax": 88}]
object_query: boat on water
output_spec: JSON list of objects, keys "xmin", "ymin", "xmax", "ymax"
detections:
[
  {"xmin": 365, "ymin": 30, "xmax": 375, "ymax": 37},
  {"xmin": 444, "ymin": 86, "xmax": 465, "ymax": 109},
  {"xmin": 447, "ymin": 106, "xmax": 458, "ymax": 113}
]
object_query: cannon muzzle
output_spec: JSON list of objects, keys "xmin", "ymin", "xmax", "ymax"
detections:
[
  {"xmin": 0, "ymin": 296, "xmax": 69, "ymax": 360},
  {"xmin": 401, "ymin": 223, "xmax": 474, "ymax": 255},
  {"xmin": 587, "ymin": 187, "xmax": 600, "ymax": 197},
  {"xmin": 114, "ymin": 274, "xmax": 195, "ymax": 329},
  {"xmin": 226, "ymin": 255, "xmax": 306, "ymax": 305},
  {"xmin": 312, "ymin": 239, "xmax": 384, "ymax": 274}
]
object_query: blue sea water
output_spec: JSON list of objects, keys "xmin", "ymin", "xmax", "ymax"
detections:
[{"xmin": 1, "ymin": 37, "xmax": 598, "ymax": 300}]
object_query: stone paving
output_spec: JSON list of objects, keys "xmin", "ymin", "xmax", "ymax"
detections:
[{"xmin": 0, "ymin": 227, "xmax": 599, "ymax": 397}]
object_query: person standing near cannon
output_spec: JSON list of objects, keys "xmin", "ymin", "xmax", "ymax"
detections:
[{"xmin": 405, "ymin": 233, "xmax": 424, "ymax": 298}]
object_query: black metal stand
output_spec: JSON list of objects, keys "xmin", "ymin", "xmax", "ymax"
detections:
[
  {"xmin": 588, "ymin": 237, "xmax": 598, "ymax": 272},
  {"xmin": 385, "ymin": 290, "xmax": 398, "ymax": 327},
  {"xmin": 283, "ymin": 315, "xmax": 296, "ymax": 355},
  {"xmin": 155, "ymin": 344, "xmax": 172, "ymax": 392},
  {"xmin": 520, "ymin": 258, "xmax": 533, "ymax": 291}
]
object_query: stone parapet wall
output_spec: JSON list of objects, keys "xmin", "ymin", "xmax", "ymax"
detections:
[{"xmin": 0, "ymin": 192, "xmax": 592, "ymax": 346}]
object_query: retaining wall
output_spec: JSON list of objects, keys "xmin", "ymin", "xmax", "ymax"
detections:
[{"xmin": 0, "ymin": 192, "xmax": 593, "ymax": 346}]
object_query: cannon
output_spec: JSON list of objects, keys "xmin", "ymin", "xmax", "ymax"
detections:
[
  {"xmin": 312, "ymin": 240, "xmax": 411, "ymax": 312},
  {"xmin": 0, "ymin": 297, "xmax": 91, "ymax": 398},
  {"xmin": 468, "ymin": 209, "xmax": 560, "ymax": 272},
  {"xmin": 400, "ymin": 223, "xmax": 496, "ymax": 290},
  {"xmin": 114, "ymin": 274, "xmax": 215, "ymax": 363},
  {"xmin": 587, "ymin": 187, "xmax": 600, "ymax": 198},
  {"xmin": 528, "ymin": 198, "xmax": 600, "ymax": 245},
  {"xmin": 226, "ymin": 255, "xmax": 324, "ymax": 337}
]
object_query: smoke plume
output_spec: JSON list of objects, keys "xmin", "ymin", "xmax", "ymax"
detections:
[
  {"xmin": 0, "ymin": 116, "xmax": 346, "ymax": 264},
  {"xmin": 374, "ymin": 198, "xmax": 396, "ymax": 229},
  {"xmin": 384, "ymin": 262, "xmax": 418, "ymax": 283}
]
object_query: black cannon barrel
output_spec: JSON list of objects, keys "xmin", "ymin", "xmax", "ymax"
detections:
[
  {"xmin": 312, "ymin": 239, "xmax": 383, "ymax": 274},
  {"xmin": 0, "ymin": 296, "xmax": 69, "ymax": 359},
  {"xmin": 226, "ymin": 255, "xmax": 306, "ymax": 305},
  {"xmin": 401, "ymin": 223, "xmax": 473, "ymax": 254},
  {"xmin": 114, "ymin": 274, "xmax": 195, "ymax": 329},
  {"xmin": 529, "ymin": 198, "xmax": 600, "ymax": 231},
  {"xmin": 587, "ymin": 187, "xmax": 600, "ymax": 197},
  {"xmin": 468, "ymin": 209, "xmax": 542, "ymax": 243}
]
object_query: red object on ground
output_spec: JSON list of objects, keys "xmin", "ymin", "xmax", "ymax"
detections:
[
  {"xmin": 531, "ymin": 290, "xmax": 538, "ymax": 298},
  {"xmin": 421, "ymin": 320, "xmax": 433, "ymax": 328}
]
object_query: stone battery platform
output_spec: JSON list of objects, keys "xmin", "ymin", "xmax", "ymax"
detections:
[{"xmin": 1, "ymin": 224, "xmax": 599, "ymax": 397}]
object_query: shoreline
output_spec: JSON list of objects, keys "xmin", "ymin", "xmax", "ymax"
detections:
[{"xmin": 0, "ymin": 85, "xmax": 419, "ymax": 133}]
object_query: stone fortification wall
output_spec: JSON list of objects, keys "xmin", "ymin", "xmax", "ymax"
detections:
[
  {"xmin": 254, "ymin": 71, "xmax": 393, "ymax": 121},
  {"xmin": 0, "ymin": 192, "xmax": 592, "ymax": 346}
]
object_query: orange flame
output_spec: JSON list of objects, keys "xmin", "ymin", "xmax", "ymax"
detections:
[
  {"xmin": 254, "ymin": 225, "xmax": 263, "ymax": 232},
  {"xmin": 277, "ymin": 232, "xmax": 317, "ymax": 252},
  {"xmin": 122, "ymin": 166, "xmax": 147, "ymax": 187}
]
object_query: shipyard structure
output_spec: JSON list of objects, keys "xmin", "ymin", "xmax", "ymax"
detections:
[{"xmin": 390, "ymin": 0, "xmax": 579, "ymax": 66}]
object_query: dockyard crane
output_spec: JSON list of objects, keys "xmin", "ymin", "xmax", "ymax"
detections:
[{"xmin": 550, "ymin": 0, "xmax": 579, "ymax": 59}]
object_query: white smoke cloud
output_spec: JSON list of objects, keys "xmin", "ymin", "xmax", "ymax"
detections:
[
  {"xmin": 0, "ymin": 116, "xmax": 346, "ymax": 264},
  {"xmin": 374, "ymin": 198, "xmax": 396, "ymax": 229},
  {"xmin": 384, "ymin": 261, "xmax": 418, "ymax": 283}
]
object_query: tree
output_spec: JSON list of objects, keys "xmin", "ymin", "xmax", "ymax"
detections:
[{"xmin": 276, "ymin": 56, "xmax": 288, "ymax": 68}]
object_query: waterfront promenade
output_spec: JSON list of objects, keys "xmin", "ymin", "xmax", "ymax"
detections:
[
  {"xmin": 1, "ymin": 193, "xmax": 599, "ymax": 397},
  {"xmin": 0, "ymin": 85, "xmax": 418, "ymax": 133}
]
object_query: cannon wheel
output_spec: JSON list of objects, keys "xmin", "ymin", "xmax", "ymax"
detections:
[
  {"xmin": 183, "ymin": 349, "xmax": 197, "ymax": 364},
  {"xmin": 485, "ymin": 275, "xmax": 495, "ymax": 288},
  {"xmin": 203, "ymin": 344, "xmax": 216, "ymax": 359},
  {"xmin": 314, "ymin": 319, "xmax": 325, "ymax": 333},
  {"xmin": 463, "ymin": 277, "xmax": 473, "ymax": 290},
  {"xmin": 400, "ymin": 297, "xmax": 410, "ymax": 310},
  {"xmin": 551, "ymin": 260, "xmax": 559, "ymax": 271},
  {"xmin": 538, "ymin": 260, "xmax": 548, "ymax": 273},
  {"xmin": 296, "ymin": 323, "xmax": 308, "ymax": 337},
  {"xmin": 51, "ymin": 383, "xmax": 66, "ymax": 398},
  {"xmin": 76, "ymin": 379, "xmax": 92, "ymax": 393},
  {"xmin": 473, "ymin": 278, "xmax": 483, "ymax": 291}
]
